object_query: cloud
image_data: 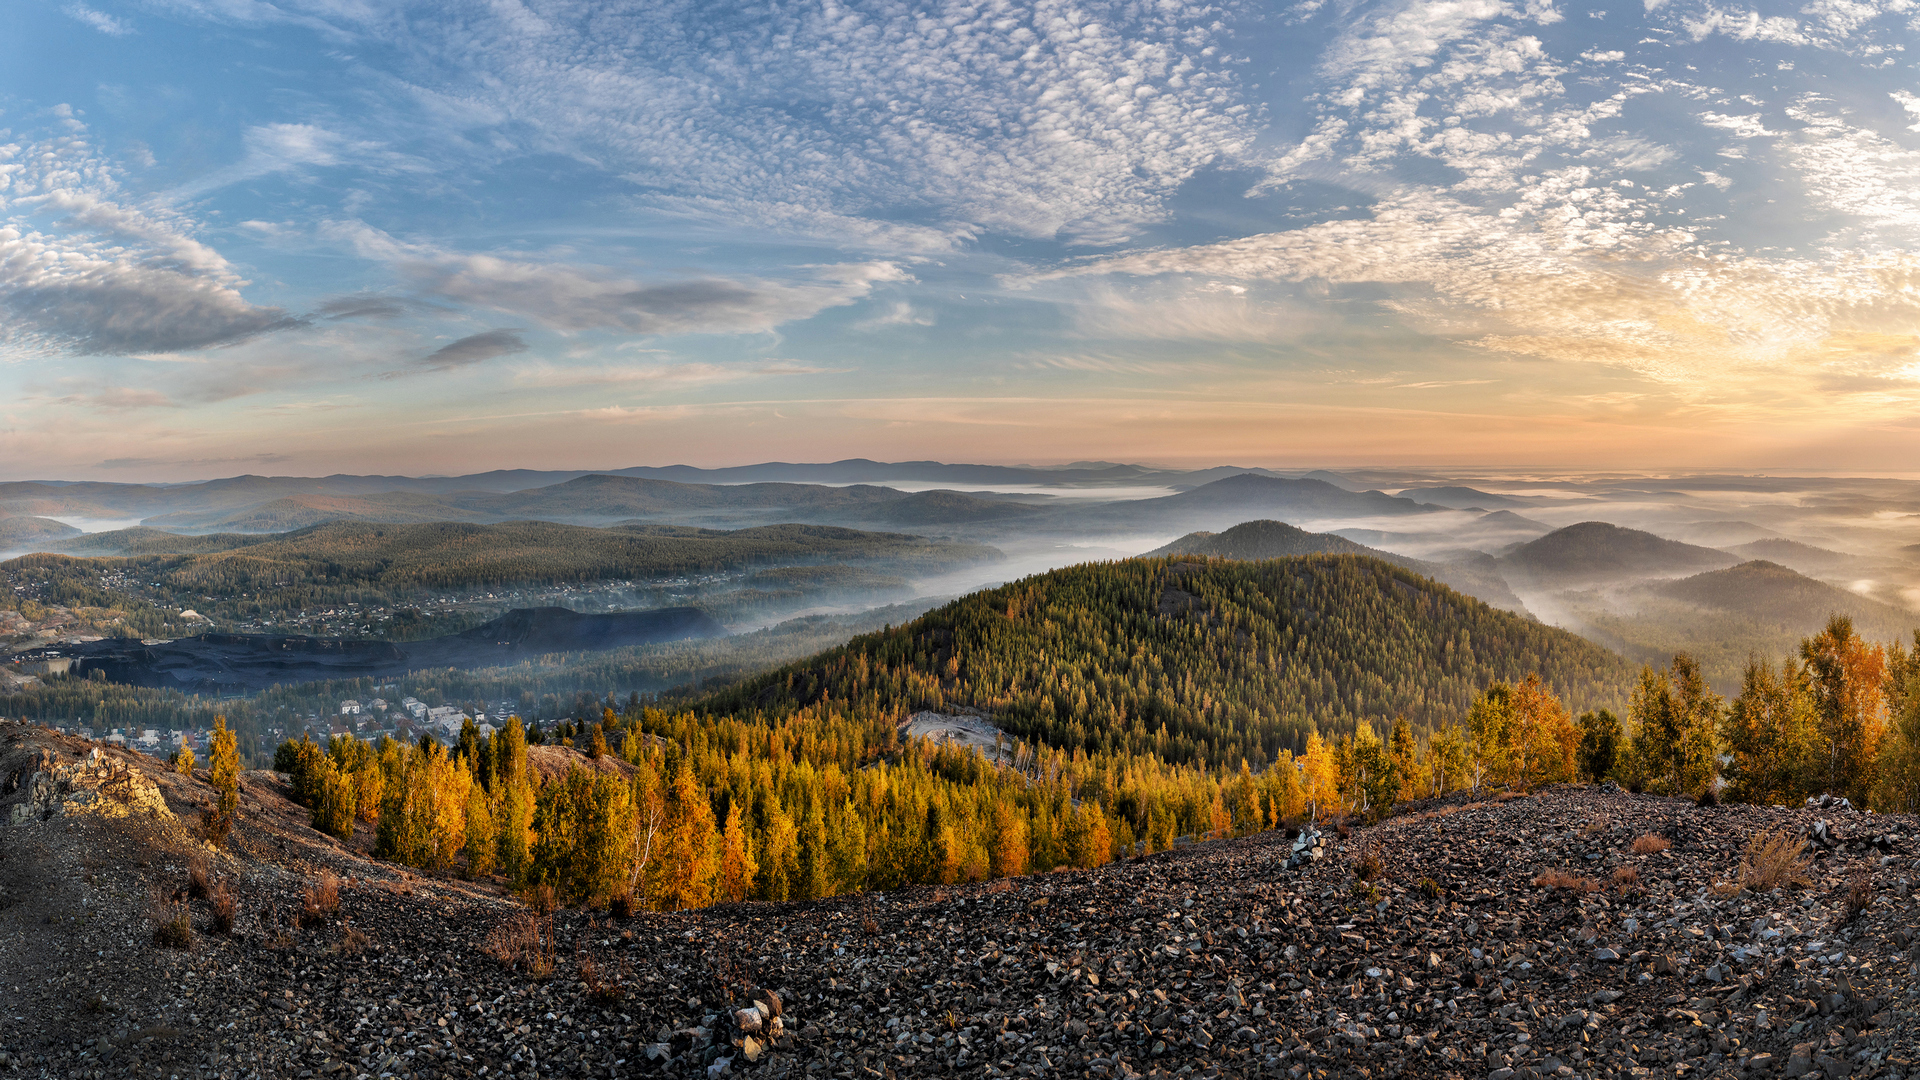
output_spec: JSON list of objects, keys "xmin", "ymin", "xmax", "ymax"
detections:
[
  {"xmin": 254, "ymin": 0, "xmax": 1266, "ymax": 248},
  {"xmin": 396, "ymin": 247, "xmax": 911, "ymax": 336},
  {"xmin": 0, "ymin": 124, "xmax": 302, "ymax": 357},
  {"xmin": 64, "ymin": 3, "xmax": 131, "ymax": 35},
  {"xmin": 54, "ymin": 386, "xmax": 178, "ymax": 410},
  {"xmin": 313, "ymin": 295, "xmax": 413, "ymax": 320},
  {"xmin": 508, "ymin": 358, "xmax": 842, "ymax": 389},
  {"xmin": 0, "ymin": 227, "xmax": 304, "ymax": 354},
  {"xmin": 852, "ymin": 301, "xmax": 936, "ymax": 331},
  {"xmin": 419, "ymin": 328, "xmax": 528, "ymax": 371}
]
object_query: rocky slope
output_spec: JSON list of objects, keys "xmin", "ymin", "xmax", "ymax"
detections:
[{"xmin": 1, "ymin": 718, "xmax": 1917, "ymax": 1080}]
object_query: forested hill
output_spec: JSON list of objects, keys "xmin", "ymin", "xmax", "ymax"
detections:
[{"xmin": 697, "ymin": 555, "xmax": 1632, "ymax": 769}]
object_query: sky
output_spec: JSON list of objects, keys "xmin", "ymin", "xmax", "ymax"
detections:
[{"xmin": 4, "ymin": 0, "xmax": 1920, "ymax": 481}]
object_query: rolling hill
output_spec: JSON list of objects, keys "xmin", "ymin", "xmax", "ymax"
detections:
[
  {"xmin": 1144, "ymin": 519, "xmax": 1382, "ymax": 560},
  {"xmin": 1144, "ymin": 519, "xmax": 1535, "ymax": 616},
  {"xmin": 142, "ymin": 492, "xmax": 491, "ymax": 532},
  {"xmin": 1394, "ymin": 485, "xmax": 1530, "ymax": 510},
  {"xmin": 1571, "ymin": 560, "xmax": 1919, "ymax": 692},
  {"xmin": 9, "ymin": 521, "xmax": 999, "ymax": 626},
  {"xmin": 697, "ymin": 554, "xmax": 1631, "ymax": 767},
  {"xmin": 1500, "ymin": 521, "xmax": 1738, "ymax": 586},
  {"xmin": 0, "ymin": 516, "xmax": 82, "ymax": 551},
  {"xmin": 1725, "ymin": 538, "xmax": 1859, "ymax": 575},
  {"xmin": 858, "ymin": 489, "xmax": 1042, "ymax": 527}
]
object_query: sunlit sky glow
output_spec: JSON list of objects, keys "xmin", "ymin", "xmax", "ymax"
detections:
[{"xmin": 4, "ymin": 0, "xmax": 1920, "ymax": 480}]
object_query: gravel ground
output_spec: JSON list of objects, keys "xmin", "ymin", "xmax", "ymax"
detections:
[{"xmin": 2, "ymin": 718, "xmax": 1917, "ymax": 1080}]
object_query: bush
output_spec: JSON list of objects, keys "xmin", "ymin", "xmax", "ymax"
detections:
[
  {"xmin": 209, "ymin": 881, "xmax": 237, "ymax": 935},
  {"xmin": 1737, "ymin": 831, "xmax": 1812, "ymax": 892},
  {"xmin": 187, "ymin": 856, "xmax": 210, "ymax": 900},
  {"xmin": 1841, "ymin": 872, "xmax": 1873, "ymax": 923},
  {"xmin": 150, "ymin": 890, "xmax": 191, "ymax": 948},
  {"xmin": 484, "ymin": 912, "xmax": 555, "ymax": 979},
  {"xmin": 1612, "ymin": 865, "xmax": 1640, "ymax": 891},
  {"xmin": 1631, "ymin": 833, "xmax": 1670, "ymax": 855},
  {"xmin": 302, "ymin": 872, "xmax": 340, "ymax": 926}
]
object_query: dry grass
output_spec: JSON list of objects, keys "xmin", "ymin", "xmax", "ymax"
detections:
[
  {"xmin": 580, "ymin": 953, "xmax": 629, "ymax": 1006},
  {"xmin": 209, "ymin": 880, "xmax": 237, "ymax": 935},
  {"xmin": 1631, "ymin": 834, "xmax": 1670, "ymax": 855},
  {"xmin": 1579, "ymin": 815, "xmax": 1610, "ymax": 838},
  {"xmin": 1737, "ymin": 831, "xmax": 1813, "ymax": 892},
  {"xmin": 1354, "ymin": 844, "xmax": 1384, "ymax": 882},
  {"xmin": 1533, "ymin": 869, "xmax": 1600, "ymax": 893},
  {"xmin": 187, "ymin": 856, "xmax": 211, "ymax": 900},
  {"xmin": 1496, "ymin": 790, "xmax": 1529, "ymax": 802},
  {"xmin": 335, "ymin": 926, "xmax": 371, "ymax": 956},
  {"xmin": 1840, "ymin": 872, "xmax": 1873, "ymax": 923},
  {"xmin": 1611, "ymin": 865, "xmax": 1640, "ymax": 892},
  {"xmin": 484, "ymin": 912, "xmax": 556, "ymax": 979},
  {"xmin": 861, "ymin": 913, "xmax": 881, "ymax": 936},
  {"xmin": 520, "ymin": 883, "xmax": 558, "ymax": 915},
  {"xmin": 985, "ymin": 878, "xmax": 1013, "ymax": 895},
  {"xmin": 149, "ymin": 889, "xmax": 192, "ymax": 949},
  {"xmin": 301, "ymin": 872, "xmax": 340, "ymax": 926}
]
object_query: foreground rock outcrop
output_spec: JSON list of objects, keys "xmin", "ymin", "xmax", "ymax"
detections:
[{"xmin": 0, "ymin": 718, "xmax": 1915, "ymax": 1080}]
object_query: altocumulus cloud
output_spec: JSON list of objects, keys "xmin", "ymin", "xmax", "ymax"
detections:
[{"xmin": 0, "ymin": 125, "xmax": 303, "ymax": 357}]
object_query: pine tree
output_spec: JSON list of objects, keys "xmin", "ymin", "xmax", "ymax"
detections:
[
  {"xmin": 1724, "ymin": 656, "xmax": 1815, "ymax": 806},
  {"xmin": 1575, "ymin": 709, "xmax": 1625, "ymax": 783}
]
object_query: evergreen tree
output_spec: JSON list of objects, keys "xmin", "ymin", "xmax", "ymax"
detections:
[
  {"xmin": 1723, "ymin": 656, "xmax": 1815, "ymax": 805},
  {"xmin": 1575, "ymin": 709, "xmax": 1625, "ymax": 783}
]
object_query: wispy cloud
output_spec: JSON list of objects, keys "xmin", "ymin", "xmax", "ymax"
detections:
[
  {"xmin": 63, "ymin": 3, "xmax": 131, "ymax": 35},
  {"xmin": 418, "ymin": 328, "xmax": 529, "ymax": 372}
]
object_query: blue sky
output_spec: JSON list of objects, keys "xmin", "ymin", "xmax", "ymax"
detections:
[{"xmin": 4, "ymin": 0, "xmax": 1920, "ymax": 480}]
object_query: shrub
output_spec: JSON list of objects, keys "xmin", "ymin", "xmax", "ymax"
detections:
[
  {"xmin": 302, "ymin": 872, "xmax": 340, "ymax": 926},
  {"xmin": 1355, "ymin": 843, "xmax": 1384, "ymax": 882},
  {"xmin": 1612, "ymin": 865, "xmax": 1640, "ymax": 891},
  {"xmin": 608, "ymin": 890, "xmax": 637, "ymax": 919},
  {"xmin": 1737, "ymin": 831, "xmax": 1812, "ymax": 892},
  {"xmin": 150, "ymin": 890, "xmax": 192, "ymax": 948},
  {"xmin": 520, "ymin": 882, "xmax": 557, "ymax": 915},
  {"xmin": 581, "ymin": 953, "xmax": 627, "ymax": 1006},
  {"xmin": 484, "ymin": 912, "xmax": 555, "ymax": 978},
  {"xmin": 209, "ymin": 881, "xmax": 237, "ymax": 935},
  {"xmin": 337, "ymin": 926, "xmax": 371, "ymax": 956},
  {"xmin": 187, "ymin": 857, "xmax": 211, "ymax": 900},
  {"xmin": 1417, "ymin": 877, "xmax": 1443, "ymax": 899},
  {"xmin": 1631, "ymin": 834, "xmax": 1670, "ymax": 855},
  {"xmin": 1840, "ymin": 872, "xmax": 1872, "ymax": 924}
]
